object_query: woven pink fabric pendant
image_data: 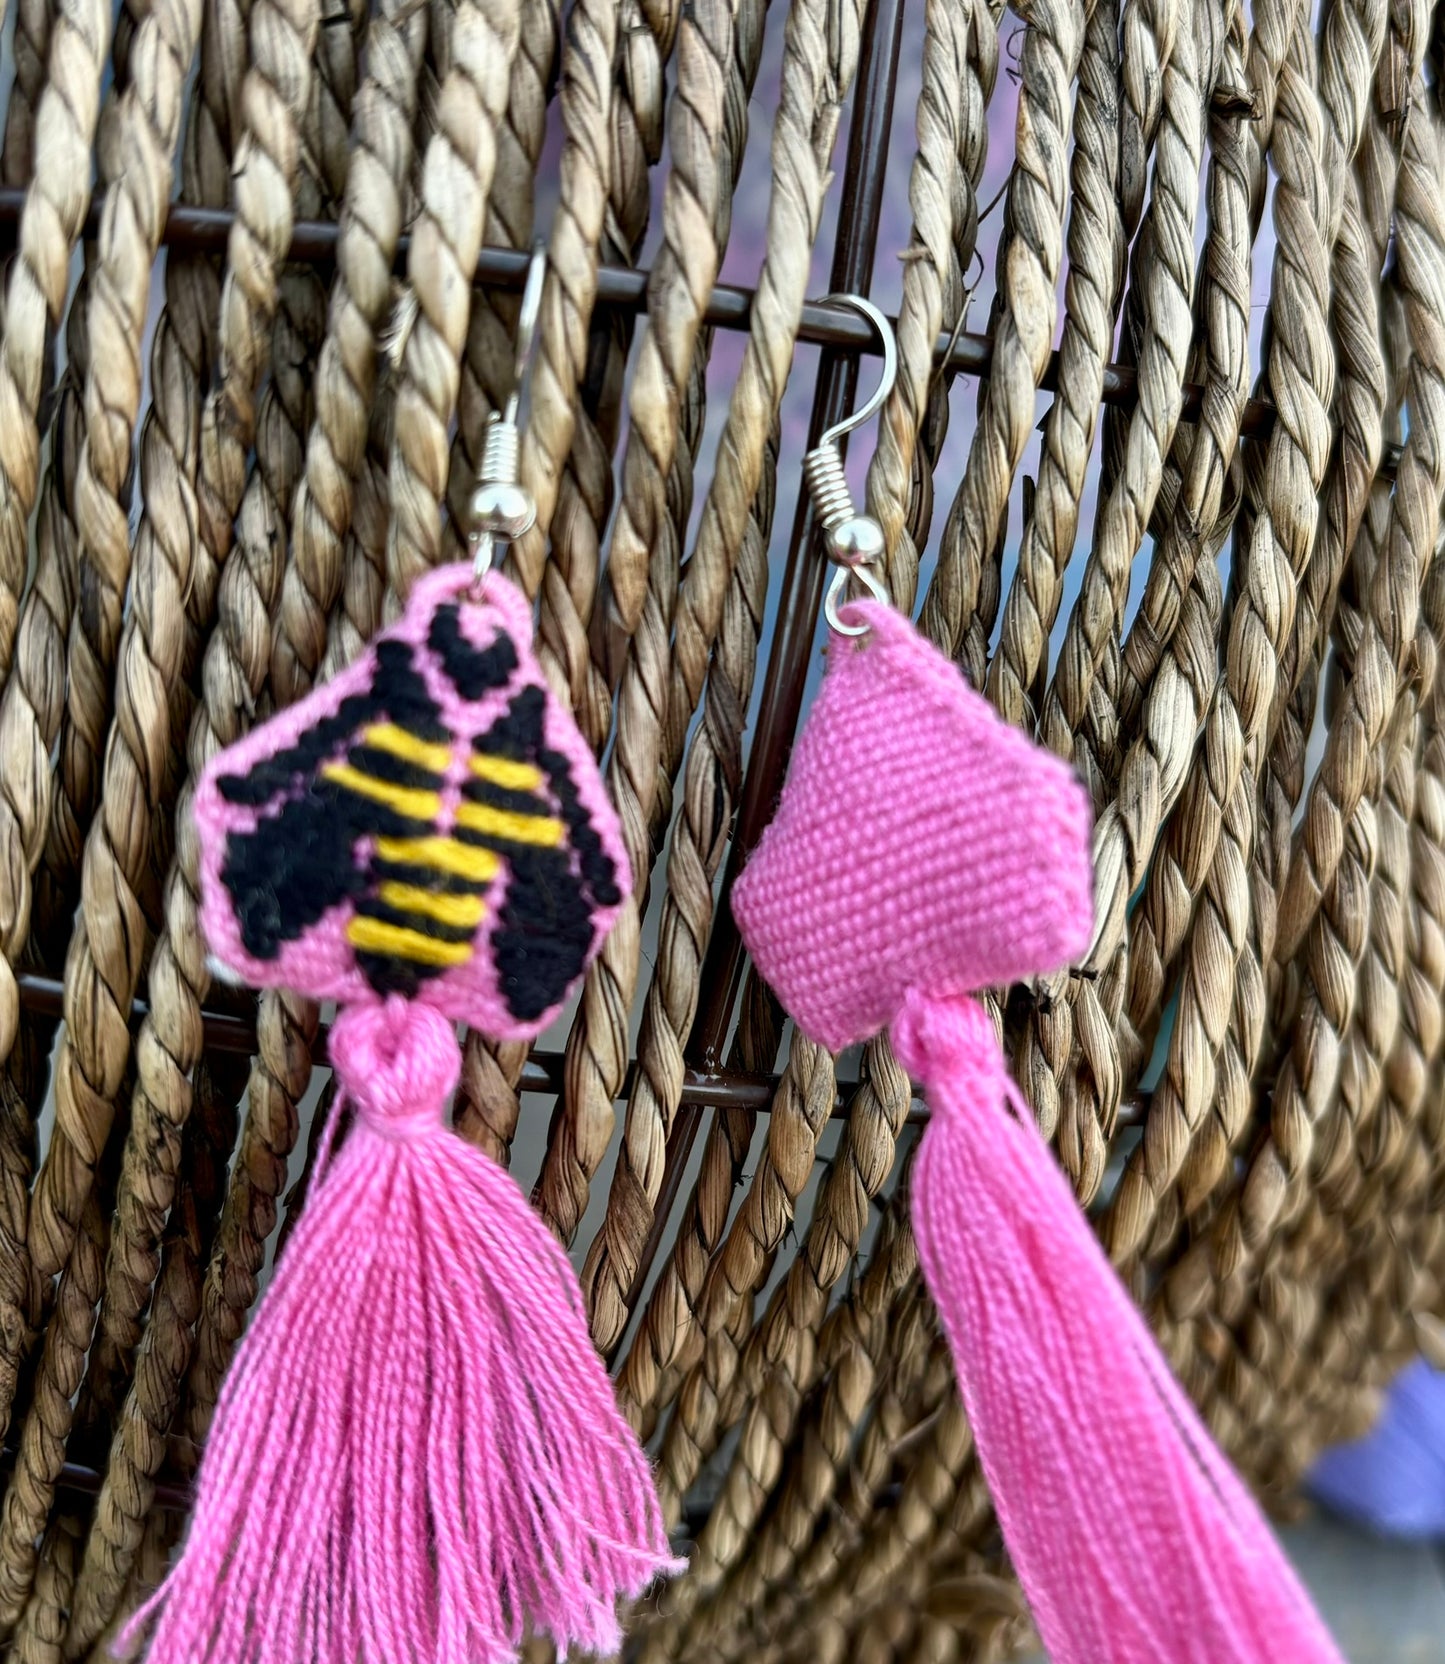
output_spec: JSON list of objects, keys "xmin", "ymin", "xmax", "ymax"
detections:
[
  {"xmin": 733, "ymin": 598, "xmax": 1344, "ymax": 1664},
  {"xmin": 128, "ymin": 565, "xmax": 679, "ymax": 1664}
]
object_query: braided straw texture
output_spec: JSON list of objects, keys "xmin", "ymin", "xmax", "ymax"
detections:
[{"xmin": 0, "ymin": 0, "xmax": 1442, "ymax": 1656}]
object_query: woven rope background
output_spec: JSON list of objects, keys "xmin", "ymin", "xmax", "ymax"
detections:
[{"xmin": 0, "ymin": 0, "xmax": 1437, "ymax": 1654}]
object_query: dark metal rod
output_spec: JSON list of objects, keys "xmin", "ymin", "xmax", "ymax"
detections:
[
  {"xmin": 15, "ymin": 967, "xmax": 1146, "ymax": 1129},
  {"xmin": 0, "ymin": 186, "xmax": 1388, "ymax": 469},
  {"xmin": 11, "ymin": 972, "xmax": 878, "ymax": 1120},
  {"xmin": 614, "ymin": 0, "xmax": 913, "ymax": 1337}
]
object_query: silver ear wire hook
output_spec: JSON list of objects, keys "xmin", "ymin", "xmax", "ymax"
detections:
[
  {"xmin": 802, "ymin": 293, "xmax": 898, "ymax": 636},
  {"xmin": 468, "ymin": 244, "xmax": 547, "ymax": 581}
]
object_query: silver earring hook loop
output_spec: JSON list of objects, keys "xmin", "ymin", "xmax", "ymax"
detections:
[
  {"xmin": 803, "ymin": 293, "xmax": 897, "ymax": 637},
  {"xmin": 470, "ymin": 243, "xmax": 546, "ymax": 582},
  {"xmin": 816, "ymin": 293, "xmax": 898, "ymax": 449},
  {"xmin": 505, "ymin": 241, "xmax": 548, "ymax": 428}
]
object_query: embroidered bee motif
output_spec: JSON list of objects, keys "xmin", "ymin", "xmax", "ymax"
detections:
[{"xmin": 194, "ymin": 569, "xmax": 628, "ymax": 1040}]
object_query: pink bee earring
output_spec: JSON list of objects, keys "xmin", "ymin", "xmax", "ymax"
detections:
[
  {"xmin": 731, "ymin": 295, "xmax": 1343, "ymax": 1664},
  {"xmin": 128, "ymin": 253, "xmax": 679, "ymax": 1664}
]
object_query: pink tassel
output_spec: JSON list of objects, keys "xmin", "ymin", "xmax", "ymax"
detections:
[
  {"xmin": 127, "ymin": 999, "xmax": 680, "ymax": 1664},
  {"xmin": 897, "ymin": 988, "xmax": 1345, "ymax": 1664}
]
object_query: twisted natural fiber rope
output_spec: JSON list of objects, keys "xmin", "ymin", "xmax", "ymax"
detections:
[
  {"xmin": 383, "ymin": 0, "xmax": 522, "ymax": 603},
  {"xmin": 1224, "ymin": 179, "xmax": 1445, "ymax": 1470},
  {"xmin": 0, "ymin": 0, "xmax": 1443, "ymax": 1643},
  {"xmin": 1271, "ymin": 569, "xmax": 1445, "ymax": 1463},
  {"xmin": 1027, "ymin": 0, "xmax": 1206, "ymax": 1202},
  {"xmin": 702, "ymin": 1158, "xmax": 921, "ymax": 1651},
  {"xmin": 986, "ymin": 0, "xmax": 1122, "ymax": 731},
  {"xmin": 31, "ymin": 0, "xmax": 319, "ymax": 1367},
  {"xmin": 765, "ymin": 11, "xmax": 1216, "ymax": 1617},
  {"xmin": 591, "ymin": 428, "xmax": 778, "ymax": 1364},
  {"xmin": 918, "ymin": 0, "xmax": 1083, "ymax": 673},
  {"xmin": 781, "ymin": 1388, "xmax": 994, "ymax": 1660},
  {"xmin": 179, "ymin": 296, "xmax": 334, "ymax": 1449},
  {"xmin": 186, "ymin": 59, "xmax": 508, "ymax": 1467},
  {"xmin": 1248, "ymin": 636, "xmax": 1436, "ymax": 1450},
  {"xmin": 402, "ymin": 0, "xmax": 549, "ymax": 1171},
  {"xmin": 443, "ymin": 0, "xmax": 573, "ymax": 1165},
  {"xmin": 512, "ymin": 0, "xmax": 632, "ymax": 755},
  {"xmin": 647, "ymin": 1038, "xmax": 914, "ymax": 1655},
  {"xmin": 0, "ymin": 1137, "xmax": 115, "ymax": 1634},
  {"xmin": 1162, "ymin": 66, "xmax": 1445, "ymax": 1389},
  {"xmin": 0, "ymin": 0, "xmax": 113, "ymax": 690},
  {"xmin": 60, "ymin": 13, "xmax": 405, "ymax": 1631},
  {"xmin": 648, "ymin": 0, "xmax": 1101, "ymax": 1584},
  {"xmin": 27, "ymin": 188, "xmax": 321, "ymax": 1664},
  {"xmin": 59, "ymin": 0, "xmax": 262, "ymax": 1442},
  {"xmin": 64, "ymin": 1050, "xmax": 248, "ymax": 1649},
  {"xmin": 1106, "ymin": 0, "xmax": 1362, "ymax": 1263},
  {"xmin": 123, "ymin": 1, "xmax": 424, "ymax": 1456},
  {"xmin": 587, "ymin": 0, "xmax": 682, "ymax": 683},
  {"xmin": 613, "ymin": 921, "xmax": 783, "ymax": 1439},
  {"xmin": 537, "ymin": 0, "xmax": 863, "ymax": 1246},
  {"xmin": 0, "ymin": 0, "xmax": 49, "ymax": 187},
  {"xmin": 0, "ymin": 265, "xmax": 90, "ymax": 1470},
  {"xmin": 1260, "ymin": 6, "xmax": 1395, "ymax": 900},
  {"xmin": 546, "ymin": 0, "xmax": 777, "ymax": 1361},
  {"xmin": 441, "ymin": 0, "xmax": 555, "ymax": 566},
  {"xmin": 10, "ymin": 1512, "xmax": 79, "ymax": 1664},
  {"xmin": 947, "ymin": 0, "xmax": 1188, "ymax": 1218},
  {"xmin": 27, "ymin": 0, "xmax": 338, "ymax": 1461},
  {"xmin": 0, "ymin": 0, "xmax": 210, "ymax": 1443},
  {"xmin": 585, "ymin": 0, "xmax": 730, "ymax": 661},
  {"xmin": 611, "ymin": 0, "xmax": 990, "ymax": 1439},
  {"xmin": 578, "ymin": 0, "xmax": 777, "ymax": 1349},
  {"xmin": 650, "ymin": 1031, "xmax": 837, "ymax": 1525},
  {"xmin": 868, "ymin": 0, "xmax": 1000, "ymax": 617},
  {"xmin": 505, "ymin": 0, "xmax": 615, "ymax": 621},
  {"xmin": 1000, "ymin": 0, "xmax": 1127, "ymax": 1144},
  {"xmin": 660, "ymin": 0, "xmax": 998, "ymax": 1621},
  {"xmin": 271, "ymin": 0, "xmax": 428, "ymax": 707},
  {"xmin": 757, "ymin": 1291, "xmax": 945, "ymax": 1648},
  {"xmin": 44, "ymin": 0, "xmax": 245, "ymax": 974}
]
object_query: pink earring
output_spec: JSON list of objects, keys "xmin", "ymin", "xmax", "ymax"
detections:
[
  {"xmin": 732, "ymin": 295, "xmax": 1343, "ymax": 1664},
  {"xmin": 127, "ymin": 255, "xmax": 679, "ymax": 1664}
]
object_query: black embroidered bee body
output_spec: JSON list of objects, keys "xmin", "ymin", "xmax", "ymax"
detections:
[{"xmin": 195, "ymin": 566, "xmax": 625, "ymax": 1037}]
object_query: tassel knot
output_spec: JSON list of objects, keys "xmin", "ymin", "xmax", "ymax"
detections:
[
  {"xmin": 891, "ymin": 988, "xmax": 1000, "ymax": 1114},
  {"xmin": 329, "ymin": 999, "xmax": 460, "ymax": 1135}
]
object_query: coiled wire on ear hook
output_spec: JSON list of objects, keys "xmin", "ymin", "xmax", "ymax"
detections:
[
  {"xmin": 802, "ymin": 293, "xmax": 898, "ymax": 636},
  {"xmin": 467, "ymin": 244, "xmax": 547, "ymax": 581}
]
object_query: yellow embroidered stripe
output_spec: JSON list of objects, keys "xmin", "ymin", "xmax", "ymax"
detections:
[
  {"xmin": 377, "ymin": 882, "xmax": 486, "ymax": 929},
  {"xmin": 469, "ymin": 752, "xmax": 543, "ymax": 791},
  {"xmin": 374, "ymin": 837, "xmax": 502, "ymax": 883},
  {"xmin": 454, "ymin": 800, "xmax": 564, "ymax": 846},
  {"xmin": 361, "ymin": 722, "xmax": 453, "ymax": 774},
  {"xmin": 346, "ymin": 914, "xmax": 472, "ymax": 967},
  {"xmin": 321, "ymin": 762, "xmax": 439, "ymax": 822}
]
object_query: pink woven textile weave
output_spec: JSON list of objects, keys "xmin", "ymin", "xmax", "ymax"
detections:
[
  {"xmin": 733, "ymin": 600, "xmax": 1093, "ymax": 1042},
  {"xmin": 733, "ymin": 598, "xmax": 1344, "ymax": 1664}
]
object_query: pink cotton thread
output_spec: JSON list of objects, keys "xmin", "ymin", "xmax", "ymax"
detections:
[
  {"xmin": 732, "ymin": 599, "xmax": 1345, "ymax": 1664},
  {"xmin": 126, "ymin": 1001, "xmax": 681, "ymax": 1664}
]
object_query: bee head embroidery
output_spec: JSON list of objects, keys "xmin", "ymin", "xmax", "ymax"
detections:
[{"xmin": 193, "ymin": 566, "xmax": 629, "ymax": 1041}]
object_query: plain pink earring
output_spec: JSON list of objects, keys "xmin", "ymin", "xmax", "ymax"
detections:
[{"xmin": 732, "ymin": 294, "xmax": 1344, "ymax": 1664}]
